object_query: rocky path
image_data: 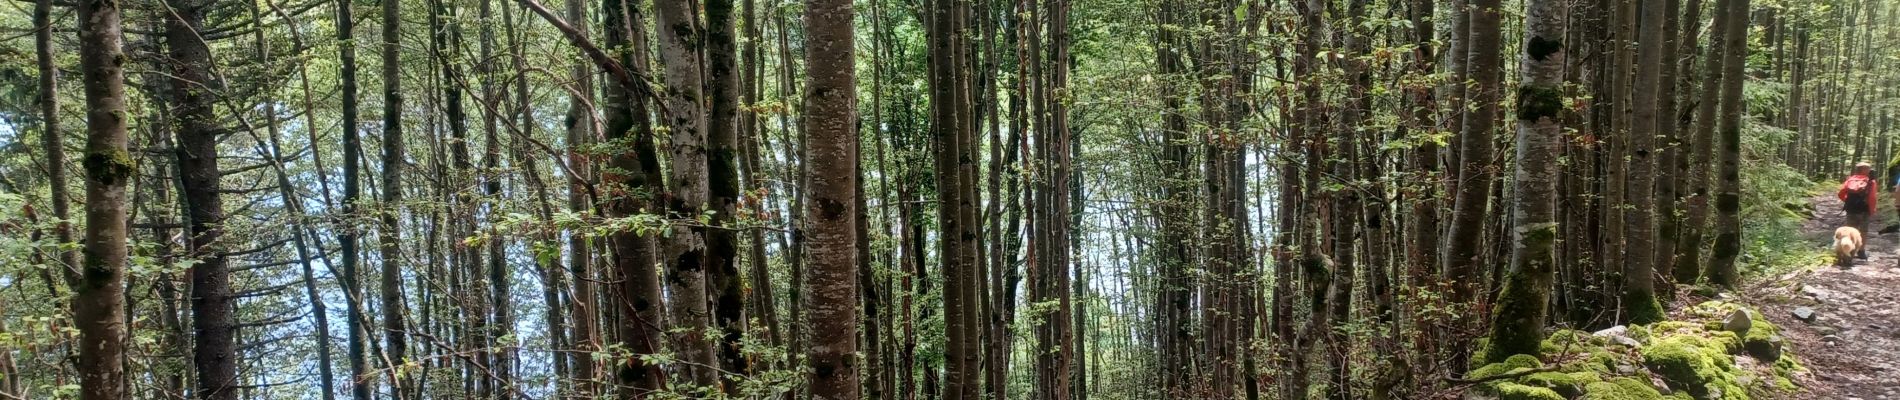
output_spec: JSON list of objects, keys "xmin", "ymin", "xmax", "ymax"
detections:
[{"xmin": 1752, "ymin": 194, "xmax": 1900, "ymax": 399}]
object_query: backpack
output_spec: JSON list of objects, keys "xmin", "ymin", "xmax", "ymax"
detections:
[{"xmin": 1846, "ymin": 176, "xmax": 1872, "ymax": 212}]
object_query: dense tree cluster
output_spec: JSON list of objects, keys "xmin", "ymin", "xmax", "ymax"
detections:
[{"xmin": 0, "ymin": 0, "xmax": 1890, "ymax": 398}]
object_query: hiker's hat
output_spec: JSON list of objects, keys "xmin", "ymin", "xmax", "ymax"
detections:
[{"xmin": 1858, "ymin": 161, "xmax": 1874, "ymax": 169}]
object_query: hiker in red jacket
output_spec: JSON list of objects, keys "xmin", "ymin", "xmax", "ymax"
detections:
[{"xmin": 1840, "ymin": 162, "xmax": 1878, "ymax": 259}]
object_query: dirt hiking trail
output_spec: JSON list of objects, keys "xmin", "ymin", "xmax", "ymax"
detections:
[{"xmin": 1749, "ymin": 194, "xmax": 1900, "ymax": 399}]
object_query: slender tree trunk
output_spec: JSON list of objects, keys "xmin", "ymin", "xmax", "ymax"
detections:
[
  {"xmin": 704, "ymin": 0, "xmax": 751, "ymax": 391},
  {"xmin": 1152, "ymin": 0, "xmax": 1197, "ymax": 395},
  {"xmin": 379, "ymin": 0, "xmax": 413, "ymax": 394},
  {"xmin": 1041, "ymin": 0, "xmax": 1076, "ymax": 397},
  {"xmin": 930, "ymin": 0, "xmax": 978, "ymax": 396},
  {"xmin": 1621, "ymin": 0, "xmax": 1669, "ymax": 324},
  {"xmin": 1654, "ymin": 0, "xmax": 1684, "ymax": 293},
  {"xmin": 337, "ymin": 0, "xmax": 375, "ymax": 396},
  {"xmin": 1708, "ymin": 0, "xmax": 1750, "ymax": 287},
  {"xmin": 268, "ymin": 1, "xmax": 341, "ymax": 395},
  {"xmin": 1444, "ymin": 0, "xmax": 1503, "ymax": 371},
  {"xmin": 1402, "ymin": 0, "xmax": 1440, "ymax": 373},
  {"xmin": 561, "ymin": 0, "xmax": 601, "ymax": 395},
  {"xmin": 1675, "ymin": 0, "xmax": 1724, "ymax": 285},
  {"xmin": 35, "ymin": 0, "xmax": 77, "ymax": 292}
]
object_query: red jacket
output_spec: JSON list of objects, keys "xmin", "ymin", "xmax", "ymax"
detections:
[{"xmin": 1839, "ymin": 174, "xmax": 1879, "ymax": 213}]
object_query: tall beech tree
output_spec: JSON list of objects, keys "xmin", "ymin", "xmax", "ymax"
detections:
[
  {"xmin": 802, "ymin": 0, "xmax": 861, "ymax": 397},
  {"xmin": 1482, "ymin": 0, "xmax": 1566, "ymax": 363},
  {"xmin": 74, "ymin": 0, "xmax": 132, "ymax": 396},
  {"xmin": 1708, "ymin": 0, "xmax": 1750, "ymax": 286},
  {"xmin": 1622, "ymin": 0, "xmax": 1670, "ymax": 324}
]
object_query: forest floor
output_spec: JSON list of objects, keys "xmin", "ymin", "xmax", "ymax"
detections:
[{"xmin": 1750, "ymin": 194, "xmax": 1900, "ymax": 399}]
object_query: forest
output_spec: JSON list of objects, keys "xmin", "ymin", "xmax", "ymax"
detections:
[{"xmin": 1, "ymin": 0, "xmax": 1896, "ymax": 398}]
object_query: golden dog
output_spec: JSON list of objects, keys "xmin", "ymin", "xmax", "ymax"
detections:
[{"xmin": 1835, "ymin": 226, "xmax": 1864, "ymax": 267}]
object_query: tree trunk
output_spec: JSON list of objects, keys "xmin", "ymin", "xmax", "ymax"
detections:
[
  {"xmin": 270, "ymin": 1, "xmax": 340, "ymax": 395},
  {"xmin": 337, "ymin": 0, "xmax": 375, "ymax": 396},
  {"xmin": 561, "ymin": 0, "xmax": 601, "ymax": 395},
  {"xmin": 1445, "ymin": 0, "xmax": 1503, "ymax": 371},
  {"xmin": 1675, "ymin": 0, "xmax": 1725, "ymax": 285},
  {"xmin": 705, "ymin": 0, "xmax": 751, "ymax": 391},
  {"xmin": 1654, "ymin": 0, "xmax": 1685, "ymax": 294},
  {"xmin": 599, "ymin": 0, "xmax": 668, "ymax": 394},
  {"xmin": 803, "ymin": 1, "xmax": 861, "ymax": 398},
  {"xmin": 1152, "ymin": 0, "xmax": 1197, "ymax": 395},
  {"xmin": 1481, "ymin": 0, "xmax": 1566, "ymax": 364},
  {"xmin": 1621, "ymin": 0, "xmax": 1669, "ymax": 324},
  {"xmin": 165, "ymin": 0, "xmax": 238, "ymax": 397},
  {"xmin": 1708, "ymin": 0, "xmax": 1750, "ymax": 287},
  {"xmin": 930, "ymin": 0, "xmax": 978, "ymax": 396},
  {"xmin": 651, "ymin": 0, "xmax": 721, "ymax": 388},
  {"xmin": 379, "ymin": 0, "xmax": 413, "ymax": 394}
]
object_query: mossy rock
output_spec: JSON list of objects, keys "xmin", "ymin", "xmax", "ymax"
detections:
[
  {"xmin": 1492, "ymin": 383, "xmax": 1566, "ymax": 400},
  {"xmin": 1520, "ymin": 371, "xmax": 1598, "ymax": 398},
  {"xmin": 1470, "ymin": 354, "xmax": 1545, "ymax": 379},
  {"xmin": 1642, "ymin": 335, "xmax": 1749, "ymax": 399},
  {"xmin": 1743, "ymin": 333, "xmax": 1783, "ymax": 362},
  {"xmin": 1707, "ymin": 331, "xmax": 1744, "ymax": 355},
  {"xmin": 1582, "ymin": 377, "xmax": 1664, "ymax": 400}
]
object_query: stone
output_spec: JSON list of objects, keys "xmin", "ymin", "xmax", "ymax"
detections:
[
  {"xmin": 1803, "ymin": 286, "xmax": 1836, "ymax": 302},
  {"xmin": 1592, "ymin": 325, "xmax": 1628, "ymax": 337},
  {"xmin": 1817, "ymin": 325, "xmax": 1840, "ymax": 336},
  {"xmin": 1592, "ymin": 325, "xmax": 1642, "ymax": 347},
  {"xmin": 1724, "ymin": 309, "xmax": 1753, "ymax": 335},
  {"xmin": 1745, "ymin": 334, "xmax": 1783, "ymax": 362},
  {"xmin": 1793, "ymin": 307, "xmax": 1818, "ymax": 323}
]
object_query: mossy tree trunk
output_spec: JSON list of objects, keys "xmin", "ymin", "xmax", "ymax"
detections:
[
  {"xmin": 705, "ymin": 0, "xmax": 751, "ymax": 391},
  {"xmin": 1483, "ymin": 0, "xmax": 1566, "ymax": 365},
  {"xmin": 75, "ymin": 0, "xmax": 132, "ymax": 396}
]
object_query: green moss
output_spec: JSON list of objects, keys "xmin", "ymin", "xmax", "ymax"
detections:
[
  {"xmin": 1582, "ymin": 377, "xmax": 1665, "ymax": 400},
  {"xmin": 1493, "ymin": 383, "xmax": 1566, "ymax": 400},
  {"xmin": 1643, "ymin": 335, "xmax": 1720, "ymax": 398},
  {"xmin": 1470, "ymin": 354, "xmax": 1545, "ymax": 380},
  {"xmin": 1485, "ymin": 268, "xmax": 1558, "ymax": 363},
  {"xmin": 1643, "ymin": 334, "xmax": 1753, "ymax": 400},
  {"xmin": 1521, "ymin": 371, "xmax": 1598, "ymax": 398},
  {"xmin": 83, "ymin": 148, "xmax": 136, "ymax": 186},
  {"xmin": 1623, "ymin": 289, "xmax": 1669, "ymax": 325},
  {"xmin": 1516, "ymin": 85, "xmax": 1566, "ymax": 121}
]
